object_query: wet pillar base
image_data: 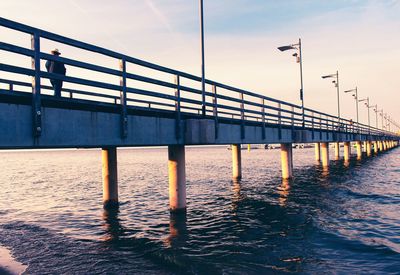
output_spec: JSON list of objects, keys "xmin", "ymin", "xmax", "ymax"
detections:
[
  {"xmin": 356, "ymin": 141, "xmax": 362, "ymax": 160},
  {"xmin": 344, "ymin": 142, "xmax": 351, "ymax": 162},
  {"xmin": 334, "ymin": 142, "xmax": 340, "ymax": 160},
  {"xmin": 232, "ymin": 144, "xmax": 242, "ymax": 180},
  {"xmin": 374, "ymin": 141, "xmax": 379, "ymax": 154},
  {"xmin": 321, "ymin": 142, "xmax": 329, "ymax": 167},
  {"xmin": 366, "ymin": 141, "xmax": 372, "ymax": 157},
  {"xmin": 102, "ymin": 147, "xmax": 119, "ymax": 209},
  {"xmin": 280, "ymin": 143, "xmax": 293, "ymax": 179},
  {"xmin": 314, "ymin": 143, "xmax": 321, "ymax": 161},
  {"xmin": 168, "ymin": 145, "xmax": 186, "ymax": 212}
]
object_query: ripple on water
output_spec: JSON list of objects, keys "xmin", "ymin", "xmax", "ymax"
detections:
[{"xmin": 0, "ymin": 147, "xmax": 399, "ymax": 274}]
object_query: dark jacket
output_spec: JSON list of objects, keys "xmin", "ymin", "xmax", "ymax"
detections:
[{"xmin": 45, "ymin": 60, "xmax": 66, "ymax": 75}]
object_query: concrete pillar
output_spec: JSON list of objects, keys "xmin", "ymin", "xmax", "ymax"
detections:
[
  {"xmin": 102, "ymin": 147, "xmax": 118, "ymax": 208},
  {"xmin": 334, "ymin": 142, "xmax": 340, "ymax": 160},
  {"xmin": 383, "ymin": 141, "xmax": 387, "ymax": 151},
  {"xmin": 366, "ymin": 141, "xmax": 372, "ymax": 157},
  {"xmin": 314, "ymin": 143, "xmax": 321, "ymax": 161},
  {"xmin": 374, "ymin": 141, "xmax": 378, "ymax": 154},
  {"xmin": 321, "ymin": 142, "xmax": 329, "ymax": 167},
  {"xmin": 356, "ymin": 141, "xmax": 362, "ymax": 160},
  {"xmin": 280, "ymin": 143, "xmax": 293, "ymax": 179},
  {"xmin": 232, "ymin": 144, "xmax": 242, "ymax": 180},
  {"xmin": 344, "ymin": 142, "xmax": 351, "ymax": 162},
  {"xmin": 168, "ymin": 145, "xmax": 186, "ymax": 212},
  {"xmin": 363, "ymin": 141, "xmax": 367, "ymax": 152},
  {"xmin": 379, "ymin": 141, "xmax": 383, "ymax": 151}
]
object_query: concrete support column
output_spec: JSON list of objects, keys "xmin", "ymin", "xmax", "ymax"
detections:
[
  {"xmin": 356, "ymin": 141, "xmax": 362, "ymax": 160},
  {"xmin": 280, "ymin": 143, "xmax": 293, "ymax": 179},
  {"xmin": 314, "ymin": 143, "xmax": 321, "ymax": 161},
  {"xmin": 321, "ymin": 142, "xmax": 329, "ymax": 167},
  {"xmin": 168, "ymin": 145, "xmax": 186, "ymax": 212},
  {"xmin": 232, "ymin": 144, "xmax": 242, "ymax": 180},
  {"xmin": 366, "ymin": 141, "xmax": 372, "ymax": 157},
  {"xmin": 383, "ymin": 141, "xmax": 387, "ymax": 151},
  {"xmin": 102, "ymin": 147, "xmax": 118, "ymax": 208},
  {"xmin": 379, "ymin": 141, "xmax": 383, "ymax": 151},
  {"xmin": 344, "ymin": 142, "xmax": 351, "ymax": 162},
  {"xmin": 334, "ymin": 142, "xmax": 340, "ymax": 160},
  {"xmin": 374, "ymin": 141, "xmax": 378, "ymax": 154}
]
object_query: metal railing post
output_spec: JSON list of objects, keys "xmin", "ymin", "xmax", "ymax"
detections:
[
  {"xmin": 175, "ymin": 75, "xmax": 182, "ymax": 140},
  {"xmin": 240, "ymin": 91, "xmax": 245, "ymax": 139},
  {"xmin": 212, "ymin": 85, "xmax": 218, "ymax": 139},
  {"xmin": 119, "ymin": 58, "xmax": 128, "ymax": 138},
  {"xmin": 291, "ymin": 106, "xmax": 295, "ymax": 140},
  {"xmin": 319, "ymin": 114, "xmax": 322, "ymax": 139},
  {"xmin": 311, "ymin": 111, "xmax": 315, "ymax": 139},
  {"xmin": 9, "ymin": 83, "xmax": 13, "ymax": 91},
  {"xmin": 261, "ymin": 98, "xmax": 266, "ymax": 139},
  {"xmin": 31, "ymin": 32, "xmax": 41, "ymax": 138},
  {"xmin": 278, "ymin": 103, "xmax": 282, "ymax": 140}
]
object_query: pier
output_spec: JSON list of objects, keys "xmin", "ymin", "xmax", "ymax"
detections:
[{"xmin": 0, "ymin": 17, "xmax": 399, "ymax": 212}]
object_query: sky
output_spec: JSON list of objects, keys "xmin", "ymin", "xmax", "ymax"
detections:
[{"xmin": 1, "ymin": 0, "xmax": 399, "ymax": 129}]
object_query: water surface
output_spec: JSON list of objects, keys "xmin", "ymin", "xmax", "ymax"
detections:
[{"xmin": 0, "ymin": 146, "xmax": 399, "ymax": 274}]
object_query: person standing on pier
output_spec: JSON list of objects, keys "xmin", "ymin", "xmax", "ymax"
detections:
[{"xmin": 45, "ymin": 48, "xmax": 66, "ymax": 97}]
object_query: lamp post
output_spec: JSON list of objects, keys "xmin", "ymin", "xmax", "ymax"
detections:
[
  {"xmin": 358, "ymin": 97, "xmax": 370, "ymax": 133},
  {"xmin": 278, "ymin": 38, "xmax": 304, "ymax": 127},
  {"xmin": 379, "ymin": 110, "xmax": 384, "ymax": 130},
  {"xmin": 372, "ymin": 105, "xmax": 379, "ymax": 128},
  {"xmin": 344, "ymin": 87, "xmax": 359, "ymax": 126},
  {"xmin": 199, "ymin": 0, "xmax": 206, "ymax": 117},
  {"xmin": 322, "ymin": 70, "xmax": 340, "ymax": 124}
]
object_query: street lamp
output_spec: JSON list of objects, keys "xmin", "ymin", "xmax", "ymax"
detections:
[
  {"xmin": 278, "ymin": 38, "xmax": 304, "ymax": 127},
  {"xmin": 199, "ymin": 0, "xmax": 206, "ymax": 117},
  {"xmin": 379, "ymin": 110, "xmax": 384, "ymax": 130},
  {"xmin": 359, "ymin": 97, "xmax": 370, "ymax": 133},
  {"xmin": 321, "ymin": 71, "xmax": 340, "ymax": 122},
  {"xmin": 344, "ymin": 87, "xmax": 359, "ymax": 124},
  {"xmin": 372, "ymin": 105, "xmax": 379, "ymax": 128}
]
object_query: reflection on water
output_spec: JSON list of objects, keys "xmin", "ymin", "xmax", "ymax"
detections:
[
  {"xmin": 101, "ymin": 208, "xmax": 123, "ymax": 242},
  {"xmin": 164, "ymin": 213, "xmax": 187, "ymax": 248},
  {"xmin": 0, "ymin": 147, "xmax": 399, "ymax": 274},
  {"xmin": 278, "ymin": 179, "xmax": 291, "ymax": 207}
]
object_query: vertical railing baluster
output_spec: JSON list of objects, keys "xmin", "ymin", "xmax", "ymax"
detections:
[
  {"xmin": 175, "ymin": 75, "xmax": 181, "ymax": 140},
  {"xmin": 261, "ymin": 98, "xmax": 266, "ymax": 140},
  {"xmin": 31, "ymin": 32, "xmax": 41, "ymax": 138},
  {"xmin": 325, "ymin": 116, "xmax": 328, "ymax": 138},
  {"xmin": 319, "ymin": 114, "xmax": 322, "ymax": 139},
  {"xmin": 311, "ymin": 111, "xmax": 315, "ymax": 139},
  {"xmin": 291, "ymin": 106, "xmax": 294, "ymax": 140},
  {"xmin": 119, "ymin": 58, "xmax": 128, "ymax": 138},
  {"xmin": 9, "ymin": 83, "xmax": 13, "ymax": 91},
  {"xmin": 240, "ymin": 91, "xmax": 245, "ymax": 139},
  {"xmin": 278, "ymin": 103, "xmax": 282, "ymax": 140},
  {"xmin": 212, "ymin": 85, "xmax": 218, "ymax": 139}
]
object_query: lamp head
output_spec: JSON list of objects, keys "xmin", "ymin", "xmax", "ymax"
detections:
[{"xmin": 278, "ymin": 45, "xmax": 296, "ymax": 52}]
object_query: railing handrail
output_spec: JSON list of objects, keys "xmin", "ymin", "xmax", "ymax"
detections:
[{"xmin": 0, "ymin": 17, "xmax": 398, "ymax": 138}]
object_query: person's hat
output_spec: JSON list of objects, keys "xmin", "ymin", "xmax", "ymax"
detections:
[{"xmin": 51, "ymin": 48, "xmax": 61, "ymax": 55}]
